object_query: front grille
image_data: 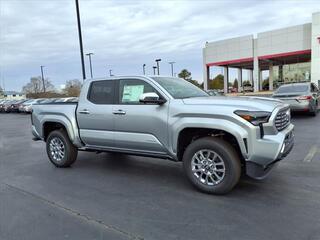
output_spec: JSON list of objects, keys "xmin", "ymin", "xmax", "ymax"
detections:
[{"xmin": 275, "ymin": 108, "xmax": 290, "ymax": 131}]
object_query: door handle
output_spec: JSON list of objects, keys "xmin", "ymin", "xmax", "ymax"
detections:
[
  {"xmin": 79, "ymin": 109, "xmax": 90, "ymax": 114},
  {"xmin": 112, "ymin": 109, "xmax": 126, "ymax": 115}
]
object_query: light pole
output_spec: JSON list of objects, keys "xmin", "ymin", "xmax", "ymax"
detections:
[
  {"xmin": 168, "ymin": 61, "xmax": 175, "ymax": 76},
  {"xmin": 152, "ymin": 66, "xmax": 157, "ymax": 75},
  {"xmin": 142, "ymin": 64, "xmax": 146, "ymax": 75},
  {"xmin": 86, "ymin": 52, "xmax": 94, "ymax": 78},
  {"xmin": 155, "ymin": 59, "xmax": 161, "ymax": 75},
  {"xmin": 75, "ymin": 0, "xmax": 86, "ymax": 81},
  {"xmin": 40, "ymin": 65, "xmax": 46, "ymax": 92}
]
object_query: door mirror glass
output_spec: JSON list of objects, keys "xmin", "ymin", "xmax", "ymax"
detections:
[{"xmin": 139, "ymin": 92, "xmax": 165, "ymax": 104}]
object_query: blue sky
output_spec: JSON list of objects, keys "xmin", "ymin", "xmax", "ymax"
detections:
[{"xmin": 0, "ymin": 0, "xmax": 319, "ymax": 91}]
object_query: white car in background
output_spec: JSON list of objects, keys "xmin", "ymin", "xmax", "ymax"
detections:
[{"xmin": 20, "ymin": 99, "xmax": 43, "ymax": 113}]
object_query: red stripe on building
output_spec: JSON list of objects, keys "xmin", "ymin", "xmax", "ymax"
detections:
[
  {"xmin": 206, "ymin": 49, "xmax": 311, "ymax": 67},
  {"xmin": 206, "ymin": 57, "xmax": 254, "ymax": 67},
  {"xmin": 258, "ymin": 49, "xmax": 311, "ymax": 60}
]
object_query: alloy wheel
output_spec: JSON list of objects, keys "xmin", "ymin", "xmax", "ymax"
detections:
[
  {"xmin": 191, "ymin": 149, "xmax": 226, "ymax": 186},
  {"xmin": 49, "ymin": 137, "xmax": 65, "ymax": 162}
]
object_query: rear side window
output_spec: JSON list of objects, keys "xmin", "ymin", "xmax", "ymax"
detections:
[{"xmin": 88, "ymin": 80, "xmax": 114, "ymax": 104}]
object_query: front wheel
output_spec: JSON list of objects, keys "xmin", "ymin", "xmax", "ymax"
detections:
[
  {"xmin": 46, "ymin": 129, "xmax": 78, "ymax": 167},
  {"xmin": 183, "ymin": 137, "xmax": 241, "ymax": 194}
]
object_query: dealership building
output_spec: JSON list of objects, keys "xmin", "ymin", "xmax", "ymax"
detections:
[{"xmin": 203, "ymin": 12, "xmax": 320, "ymax": 93}]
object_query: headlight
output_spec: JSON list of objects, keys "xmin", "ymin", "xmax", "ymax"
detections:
[{"xmin": 234, "ymin": 110, "xmax": 271, "ymax": 126}]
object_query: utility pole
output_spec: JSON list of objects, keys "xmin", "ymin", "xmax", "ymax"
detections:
[
  {"xmin": 40, "ymin": 65, "xmax": 46, "ymax": 92},
  {"xmin": 153, "ymin": 66, "xmax": 157, "ymax": 75},
  {"xmin": 168, "ymin": 61, "xmax": 175, "ymax": 76},
  {"xmin": 142, "ymin": 64, "xmax": 146, "ymax": 75},
  {"xmin": 86, "ymin": 52, "xmax": 94, "ymax": 78},
  {"xmin": 75, "ymin": 0, "xmax": 86, "ymax": 81},
  {"xmin": 155, "ymin": 59, "xmax": 161, "ymax": 75}
]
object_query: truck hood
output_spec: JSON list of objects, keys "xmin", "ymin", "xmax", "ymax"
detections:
[{"xmin": 182, "ymin": 96, "xmax": 284, "ymax": 112}]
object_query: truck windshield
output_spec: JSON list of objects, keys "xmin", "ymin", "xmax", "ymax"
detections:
[{"xmin": 151, "ymin": 77, "xmax": 208, "ymax": 99}]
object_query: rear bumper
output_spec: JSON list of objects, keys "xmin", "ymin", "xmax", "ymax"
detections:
[
  {"xmin": 281, "ymin": 100, "xmax": 310, "ymax": 111},
  {"xmin": 246, "ymin": 125, "xmax": 294, "ymax": 179}
]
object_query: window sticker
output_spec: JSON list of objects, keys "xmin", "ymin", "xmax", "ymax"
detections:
[{"xmin": 122, "ymin": 85, "xmax": 144, "ymax": 103}]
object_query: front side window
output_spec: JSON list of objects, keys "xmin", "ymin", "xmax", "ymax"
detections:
[
  {"xmin": 119, "ymin": 79, "xmax": 158, "ymax": 104},
  {"xmin": 88, "ymin": 80, "xmax": 114, "ymax": 104},
  {"xmin": 151, "ymin": 77, "xmax": 208, "ymax": 99}
]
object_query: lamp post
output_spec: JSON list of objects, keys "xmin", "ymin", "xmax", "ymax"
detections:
[
  {"xmin": 155, "ymin": 59, "xmax": 161, "ymax": 75},
  {"xmin": 153, "ymin": 66, "xmax": 157, "ymax": 75},
  {"xmin": 75, "ymin": 0, "xmax": 86, "ymax": 81},
  {"xmin": 142, "ymin": 64, "xmax": 146, "ymax": 75},
  {"xmin": 86, "ymin": 52, "xmax": 94, "ymax": 78},
  {"xmin": 168, "ymin": 61, "xmax": 175, "ymax": 76},
  {"xmin": 40, "ymin": 65, "xmax": 46, "ymax": 92}
]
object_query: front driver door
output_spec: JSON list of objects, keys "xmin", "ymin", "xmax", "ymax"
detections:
[{"xmin": 113, "ymin": 78, "xmax": 168, "ymax": 154}]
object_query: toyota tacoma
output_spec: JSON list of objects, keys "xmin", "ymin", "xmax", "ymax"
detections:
[{"xmin": 32, "ymin": 76, "xmax": 294, "ymax": 194}]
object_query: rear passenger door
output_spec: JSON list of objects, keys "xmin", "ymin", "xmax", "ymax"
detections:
[{"xmin": 77, "ymin": 80, "xmax": 115, "ymax": 148}]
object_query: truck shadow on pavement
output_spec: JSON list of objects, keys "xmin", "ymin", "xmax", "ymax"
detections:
[{"xmin": 73, "ymin": 152, "xmax": 267, "ymax": 196}]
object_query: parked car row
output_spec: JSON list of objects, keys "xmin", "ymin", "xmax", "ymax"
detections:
[{"xmin": 0, "ymin": 97, "xmax": 78, "ymax": 113}]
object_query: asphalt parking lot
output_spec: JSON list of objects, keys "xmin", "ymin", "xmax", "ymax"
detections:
[{"xmin": 1, "ymin": 113, "xmax": 320, "ymax": 240}]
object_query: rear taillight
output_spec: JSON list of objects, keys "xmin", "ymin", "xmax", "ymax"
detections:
[{"xmin": 297, "ymin": 96, "xmax": 312, "ymax": 101}]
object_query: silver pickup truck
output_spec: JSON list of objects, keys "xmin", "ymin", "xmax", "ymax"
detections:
[{"xmin": 32, "ymin": 76, "xmax": 294, "ymax": 194}]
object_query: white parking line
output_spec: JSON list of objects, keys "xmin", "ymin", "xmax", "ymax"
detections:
[{"xmin": 303, "ymin": 145, "xmax": 319, "ymax": 162}]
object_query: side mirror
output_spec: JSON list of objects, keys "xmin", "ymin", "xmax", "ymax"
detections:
[{"xmin": 139, "ymin": 92, "xmax": 166, "ymax": 104}]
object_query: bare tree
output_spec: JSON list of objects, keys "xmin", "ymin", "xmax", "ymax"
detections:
[
  {"xmin": 64, "ymin": 79, "xmax": 82, "ymax": 97},
  {"xmin": 22, "ymin": 76, "xmax": 54, "ymax": 94}
]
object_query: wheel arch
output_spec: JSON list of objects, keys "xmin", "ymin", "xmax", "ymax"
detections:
[
  {"xmin": 42, "ymin": 120, "xmax": 73, "ymax": 142},
  {"xmin": 176, "ymin": 127, "xmax": 247, "ymax": 164}
]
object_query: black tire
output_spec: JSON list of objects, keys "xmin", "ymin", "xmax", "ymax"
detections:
[
  {"xmin": 46, "ymin": 129, "xmax": 78, "ymax": 167},
  {"xmin": 183, "ymin": 137, "xmax": 241, "ymax": 195},
  {"xmin": 309, "ymin": 104, "xmax": 317, "ymax": 116}
]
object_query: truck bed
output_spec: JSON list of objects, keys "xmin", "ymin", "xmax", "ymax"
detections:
[{"xmin": 32, "ymin": 103, "xmax": 81, "ymax": 146}]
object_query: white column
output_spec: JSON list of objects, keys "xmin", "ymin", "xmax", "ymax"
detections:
[
  {"xmin": 253, "ymin": 57, "xmax": 260, "ymax": 92},
  {"xmin": 223, "ymin": 66, "xmax": 229, "ymax": 93},
  {"xmin": 249, "ymin": 69, "xmax": 253, "ymax": 83},
  {"xmin": 311, "ymin": 12, "xmax": 320, "ymax": 85},
  {"xmin": 253, "ymin": 39, "xmax": 259, "ymax": 92},
  {"xmin": 203, "ymin": 65, "xmax": 209, "ymax": 90},
  {"xmin": 269, "ymin": 64, "xmax": 273, "ymax": 91},
  {"xmin": 238, "ymin": 68, "xmax": 242, "ymax": 91},
  {"xmin": 259, "ymin": 70, "xmax": 263, "ymax": 91},
  {"xmin": 203, "ymin": 48, "xmax": 209, "ymax": 90}
]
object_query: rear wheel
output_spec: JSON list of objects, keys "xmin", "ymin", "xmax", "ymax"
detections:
[
  {"xmin": 310, "ymin": 103, "xmax": 318, "ymax": 116},
  {"xmin": 46, "ymin": 129, "xmax": 78, "ymax": 167},
  {"xmin": 183, "ymin": 137, "xmax": 241, "ymax": 194}
]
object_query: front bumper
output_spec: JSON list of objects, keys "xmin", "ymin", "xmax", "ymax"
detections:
[
  {"xmin": 32, "ymin": 125, "xmax": 42, "ymax": 141},
  {"xmin": 246, "ymin": 124, "xmax": 294, "ymax": 179},
  {"xmin": 25, "ymin": 106, "xmax": 32, "ymax": 113}
]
